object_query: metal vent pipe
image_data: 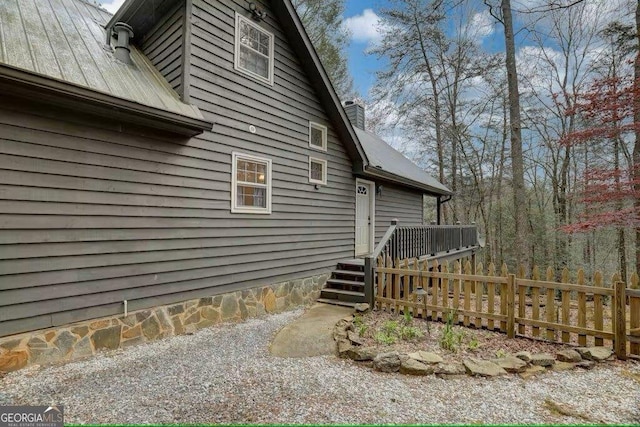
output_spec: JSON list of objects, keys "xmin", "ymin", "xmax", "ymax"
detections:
[{"xmin": 113, "ymin": 22, "xmax": 134, "ymax": 64}]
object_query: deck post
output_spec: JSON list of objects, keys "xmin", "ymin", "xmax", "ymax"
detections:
[{"xmin": 364, "ymin": 256, "xmax": 374, "ymax": 307}]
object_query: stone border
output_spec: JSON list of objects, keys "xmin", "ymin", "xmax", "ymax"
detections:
[
  {"xmin": 334, "ymin": 312, "xmax": 616, "ymax": 379},
  {"xmin": 0, "ymin": 274, "xmax": 328, "ymax": 373}
]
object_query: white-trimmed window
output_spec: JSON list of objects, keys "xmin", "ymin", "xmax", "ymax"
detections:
[
  {"xmin": 234, "ymin": 13, "xmax": 274, "ymax": 85},
  {"xmin": 309, "ymin": 122, "xmax": 327, "ymax": 151},
  {"xmin": 309, "ymin": 157, "xmax": 327, "ymax": 185},
  {"xmin": 232, "ymin": 152, "xmax": 272, "ymax": 214}
]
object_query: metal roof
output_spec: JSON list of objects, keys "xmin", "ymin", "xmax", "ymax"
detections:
[
  {"xmin": 0, "ymin": 0, "xmax": 204, "ymax": 121},
  {"xmin": 354, "ymin": 127, "xmax": 452, "ymax": 196}
]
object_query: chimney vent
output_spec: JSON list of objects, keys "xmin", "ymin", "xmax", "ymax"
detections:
[
  {"xmin": 344, "ymin": 100, "xmax": 365, "ymax": 131},
  {"xmin": 112, "ymin": 22, "xmax": 134, "ymax": 64}
]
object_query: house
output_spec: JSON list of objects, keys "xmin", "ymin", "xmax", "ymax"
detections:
[{"xmin": 0, "ymin": 0, "xmax": 474, "ymax": 371}]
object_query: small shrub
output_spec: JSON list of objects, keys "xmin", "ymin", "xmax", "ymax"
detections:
[
  {"xmin": 495, "ymin": 348, "xmax": 507, "ymax": 358},
  {"xmin": 375, "ymin": 331, "xmax": 397, "ymax": 345},
  {"xmin": 381, "ymin": 320, "xmax": 399, "ymax": 335},
  {"xmin": 353, "ymin": 314, "xmax": 364, "ymax": 327},
  {"xmin": 403, "ymin": 310, "xmax": 413, "ymax": 325},
  {"xmin": 468, "ymin": 336, "xmax": 480, "ymax": 350},
  {"xmin": 400, "ymin": 325, "xmax": 423, "ymax": 341},
  {"xmin": 358, "ymin": 324, "xmax": 368, "ymax": 337},
  {"xmin": 439, "ymin": 309, "xmax": 464, "ymax": 352}
]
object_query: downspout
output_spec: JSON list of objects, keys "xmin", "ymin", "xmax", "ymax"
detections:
[{"xmin": 437, "ymin": 195, "xmax": 452, "ymax": 225}]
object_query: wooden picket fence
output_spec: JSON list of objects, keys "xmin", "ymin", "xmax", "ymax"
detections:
[{"xmin": 374, "ymin": 257, "xmax": 640, "ymax": 359}]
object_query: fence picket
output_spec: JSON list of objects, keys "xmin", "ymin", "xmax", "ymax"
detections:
[
  {"xmin": 517, "ymin": 265, "xmax": 526, "ymax": 336},
  {"xmin": 531, "ymin": 266, "xmax": 540, "ymax": 338},
  {"xmin": 453, "ymin": 261, "xmax": 461, "ymax": 324},
  {"xmin": 411, "ymin": 258, "xmax": 419, "ymax": 317},
  {"xmin": 464, "ymin": 260, "xmax": 472, "ymax": 327},
  {"xmin": 577, "ymin": 269, "xmax": 587, "ymax": 347},
  {"xmin": 500, "ymin": 263, "xmax": 509, "ymax": 332},
  {"xmin": 561, "ymin": 268, "xmax": 571, "ymax": 343},
  {"xmin": 630, "ymin": 289, "xmax": 640, "ymax": 356},
  {"xmin": 431, "ymin": 260, "xmax": 439, "ymax": 321},
  {"xmin": 475, "ymin": 262, "xmax": 484, "ymax": 328},
  {"xmin": 442, "ymin": 262, "xmax": 450, "ymax": 312},
  {"xmin": 593, "ymin": 271, "xmax": 604, "ymax": 346},
  {"xmin": 487, "ymin": 263, "xmax": 496, "ymax": 331},
  {"xmin": 393, "ymin": 258, "xmax": 401, "ymax": 313},
  {"xmin": 546, "ymin": 266, "xmax": 556, "ymax": 341}
]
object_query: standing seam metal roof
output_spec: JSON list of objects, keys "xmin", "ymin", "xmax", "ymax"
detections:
[
  {"xmin": 0, "ymin": 0, "xmax": 203, "ymax": 121},
  {"xmin": 354, "ymin": 127, "xmax": 452, "ymax": 195}
]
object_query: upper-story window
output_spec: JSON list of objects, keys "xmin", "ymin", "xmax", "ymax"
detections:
[
  {"xmin": 309, "ymin": 122, "xmax": 327, "ymax": 151},
  {"xmin": 234, "ymin": 13, "xmax": 274, "ymax": 85}
]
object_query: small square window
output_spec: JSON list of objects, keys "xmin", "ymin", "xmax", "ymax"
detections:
[
  {"xmin": 235, "ymin": 13, "xmax": 274, "ymax": 85},
  {"xmin": 309, "ymin": 122, "xmax": 327, "ymax": 151},
  {"xmin": 309, "ymin": 157, "xmax": 327, "ymax": 185},
  {"xmin": 232, "ymin": 152, "xmax": 272, "ymax": 214}
]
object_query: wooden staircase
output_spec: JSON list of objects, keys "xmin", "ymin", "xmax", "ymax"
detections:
[{"xmin": 318, "ymin": 259, "xmax": 366, "ymax": 307}]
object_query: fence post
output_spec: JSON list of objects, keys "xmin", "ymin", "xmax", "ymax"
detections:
[
  {"xmin": 507, "ymin": 274, "xmax": 516, "ymax": 338},
  {"xmin": 364, "ymin": 256, "xmax": 374, "ymax": 307},
  {"xmin": 614, "ymin": 281, "xmax": 627, "ymax": 360}
]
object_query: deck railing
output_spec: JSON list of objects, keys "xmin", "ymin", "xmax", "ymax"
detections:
[{"xmin": 363, "ymin": 220, "xmax": 479, "ymax": 306}]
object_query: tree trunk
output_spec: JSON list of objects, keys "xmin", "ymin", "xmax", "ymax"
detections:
[
  {"xmin": 634, "ymin": 0, "xmax": 640, "ymax": 276},
  {"xmin": 501, "ymin": 0, "xmax": 528, "ymax": 271}
]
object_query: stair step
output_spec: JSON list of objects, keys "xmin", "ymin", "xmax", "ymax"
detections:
[
  {"xmin": 327, "ymin": 278, "xmax": 364, "ymax": 286},
  {"xmin": 333, "ymin": 269, "xmax": 365, "ymax": 277},
  {"xmin": 320, "ymin": 288, "xmax": 365, "ymax": 303},
  {"xmin": 317, "ymin": 298, "xmax": 358, "ymax": 308}
]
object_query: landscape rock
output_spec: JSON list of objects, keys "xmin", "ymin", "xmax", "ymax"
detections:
[
  {"xmin": 347, "ymin": 331, "xmax": 364, "ymax": 346},
  {"xmin": 354, "ymin": 303, "xmax": 370, "ymax": 313},
  {"xmin": 337, "ymin": 339, "xmax": 353, "ymax": 358},
  {"xmin": 346, "ymin": 346, "xmax": 377, "ymax": 361},
  {"xmin": 515, "ymin": 351, "xmax": 532, "ymax": 363},
  {"xmin": 463, "ymin": 358, "xmax": 507, "ymax": 377},
  {"xmin": 400, "ymin": 358, "xmax": 435, "ymax": 376},
  {"xmin": 407, "ymin": 351, "xmax": 443, "ymax": 364},
  {"xmin": 576, "ymin": 346, "xmax": 613, "ymax": 362},
  {"xmin": 490, "ymin": 356, "xmax": 527, "ymax": 373},
  {"xmin": 530, "ymin": 353, "xmax": 556, "ymax": 367},
  {"xmin": 519, "ymin": 365, "xmax": 547, "ymax": 379},
  {"xmin": 435, "ymin": 362, "xmax": 466, "ymax": 378},
  {"xmin": 557, "ymin": 349, "xmax": 582, "ymax": 363},
  {"xmin": 552, "ymin": 361, "xmax": 576, "ymax": 372},
  {"xmin": 373, "ymin": 351, "xmax": 401, "ymax": 373},
  {"xmin": 575, "ymin": 360, "xmax": 596, "ymax": 370}
]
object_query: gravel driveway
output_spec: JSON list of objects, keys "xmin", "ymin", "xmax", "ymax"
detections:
[{"xmin": 1, "ymin": 309, "xmax": 639, "ymax": 424}]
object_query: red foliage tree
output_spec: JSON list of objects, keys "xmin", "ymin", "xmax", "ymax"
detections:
[{"xmin": 560, "ymin": 74, "xmax": 640, "ymax": 233}]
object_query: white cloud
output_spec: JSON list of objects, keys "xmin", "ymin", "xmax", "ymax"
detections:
[
  {"xmin": 101, "ymin": 0, "xmax": 125, "ymax": 14},
  {"xmin": 344, "ymin": 9, "xmax": 385, "ymax": 44},
  {"xmin": 469, "ymin": 10, "xmax": 494, "ymax": 40}
]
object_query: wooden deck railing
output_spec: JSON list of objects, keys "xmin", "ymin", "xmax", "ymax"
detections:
[
  {"xmin": 374, "ymin": 258, "xmax": 640, "ymax": 360},
  {"xmin": 363, "ymin": 220, "xmax": 479, "ymax": 306}
]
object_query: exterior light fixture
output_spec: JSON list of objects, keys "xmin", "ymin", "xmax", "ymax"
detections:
[{"xmin": 248, "ymin": 2, "xmax": 267, "ymax": 20}]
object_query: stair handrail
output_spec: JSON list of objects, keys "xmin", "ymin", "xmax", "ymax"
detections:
[{"xmin": 363, "ymin": 219, "xmax": 398, "ymax": 306}]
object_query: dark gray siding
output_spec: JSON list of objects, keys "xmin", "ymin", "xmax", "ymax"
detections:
[
  {"xmin": 0, "ymin": 0, "xmax": 356, "ymax": 337},
  {"xmin": 141, "ymin": 3, "xmax": 184, "ymax": 95},
  {"xmin": 375, "ymin": 184, "xmax": 424, "ymax": 243}
]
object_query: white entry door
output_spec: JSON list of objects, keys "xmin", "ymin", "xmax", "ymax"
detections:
[{"xmin": 355, "ymin": 179, "xmax": 374, "ymax": 256}]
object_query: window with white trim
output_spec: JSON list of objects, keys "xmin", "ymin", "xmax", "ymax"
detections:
[
  {"xmin": 309, "ymin": 157, "xmax": 327, "ymax": 185},
  {"xmin": 234, "ymin": 13, "xmax": 274, "ymax": 85},
  {"xmin": 231, "ymin": 152, "xmax": 272, "ymax": 214},
  {"xmin": 309, "ymin": 122, "xmax": 327, "ymax": 151}
]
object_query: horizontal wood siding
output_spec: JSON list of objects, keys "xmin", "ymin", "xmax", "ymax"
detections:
[
  {"xmin": 375, "ymin": 184, "xmax": 424, "ymax": 244},
  {"xmin": 141, "ymin": 3, "xmax": 184, "ymax": 95},
  {"xmin": 0, "ymin": 0, "xmax": 356, "ymax": 337}
]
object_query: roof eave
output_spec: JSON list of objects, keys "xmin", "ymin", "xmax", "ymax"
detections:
[
  {"xmin": 0, "ymin": 64, "xmax": 213, "ymax": 137},
  {"xmin": 363, "ymin": 165, "xmax": 453, "ymax": 196},
  {"xmin": 272, "ymin": 0, "xmax": 369, "ymax": 168}
]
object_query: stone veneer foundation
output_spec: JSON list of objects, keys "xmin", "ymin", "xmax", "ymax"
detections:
[{"xmin": 0, "ymin": 273, "xmax": 328, "ymax": 372}]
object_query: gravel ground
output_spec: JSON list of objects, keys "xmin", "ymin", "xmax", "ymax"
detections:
[{"xmin": 1, "ymin": 309, "xmax": 639, "ymax": 424}]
